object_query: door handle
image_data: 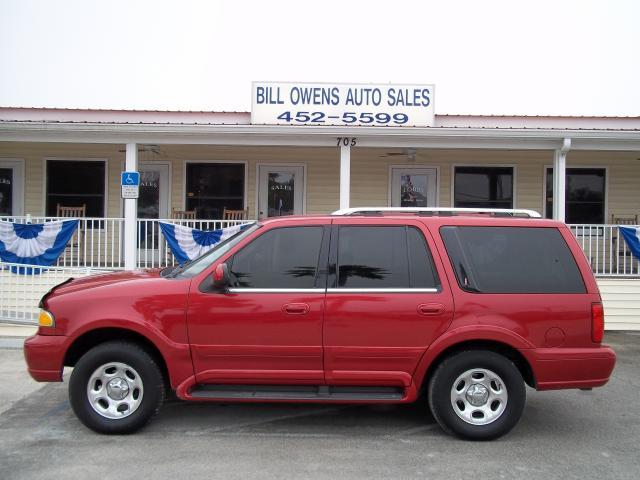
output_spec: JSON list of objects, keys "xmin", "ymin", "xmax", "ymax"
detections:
[
  {"xmin": 282, "ymin": 303, "xmax": 310, "ymax": 315},
  {"xmin": 417, "ymin": 303, "xmax": 445, "ymax": 316}
]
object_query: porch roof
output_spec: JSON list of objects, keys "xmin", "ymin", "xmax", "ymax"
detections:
[{"xmin": 1, "ymin": 107, "xmax": 640, "ymax": 151}]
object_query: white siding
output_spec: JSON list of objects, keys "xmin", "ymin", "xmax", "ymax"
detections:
[{"xmin": 598, "ymin": 278, "xmax": 640, "ymax": 331}]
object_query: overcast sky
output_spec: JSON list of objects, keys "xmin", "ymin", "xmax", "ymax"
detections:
[{"xmin": 1, "ymin": 0, "xmax": 638, "ymax": 116}]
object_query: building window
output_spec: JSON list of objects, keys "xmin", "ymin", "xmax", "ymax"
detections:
[
  {"xmin": 545, "ymin": 168, "xmax": 606, "ymax": 224},
  {"xmin": 46, "ymin": 160, "xmax": 106, "ymax": 217},
  {"xmin": 185, "ymin": 163, "xmax": 245, "ymax": 219},
  {"xmin": 454, "ymin": 166, "xmax": 514, "ymax": 209}
]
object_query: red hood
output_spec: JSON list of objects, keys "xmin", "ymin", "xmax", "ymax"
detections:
[{"xmin": 44, "ymin": 269, "xmax": 163, "ymax": 299}]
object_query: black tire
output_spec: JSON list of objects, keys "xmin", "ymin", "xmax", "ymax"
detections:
[
  {"xmin": 427, "ymin": 350, "xmax": 526, "ymax": 440},
  {"xmin": 69, "ymin": 341, "xmax": 165, "ymax": 434}
]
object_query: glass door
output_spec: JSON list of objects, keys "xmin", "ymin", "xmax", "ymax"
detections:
[
  {"xmin": 258, "ymin": 165, "xmax": 304, "ymax": 219},
  {"xmin": 390, "ymin": 167, "xmax": 437, "ymax": 207},
  {"xmin": 0, "ymin": 160, "xmax": 24, "ymax": 216},
  {"xmin": 136, "ymin": 164, "xmax": 169, "ymax": 260}
]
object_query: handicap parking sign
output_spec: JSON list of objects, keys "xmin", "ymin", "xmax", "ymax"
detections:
[{"xmin": 121, "ymin": 171, "xmax": 140, "ymax": 199}]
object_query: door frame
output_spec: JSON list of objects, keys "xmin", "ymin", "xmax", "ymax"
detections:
[
  {"xmin": 119, "ymin": 160, "xmax": 172, "ymax": 218},
  {"xmin": 256, "ymin": 163, "xmax": 307, "ymax": 218},
  {"xmin": 388, "ymin": 165, "xmax": 440, "ymax": 207},
  {"xmin": 0, "ymin": 158, "xmax": 25, "ymax": 216}
]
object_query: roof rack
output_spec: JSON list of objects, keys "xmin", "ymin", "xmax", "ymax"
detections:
[{"xmin": 331, "ymin": 207, "xmax": 542, "ymax": 218}]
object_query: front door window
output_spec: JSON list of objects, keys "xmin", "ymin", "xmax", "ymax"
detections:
[
  {"xmin": 390, "ymin": 168, "xmax": 437, "ymax": 207},
  {"xmin": 0, "ymin": 160, "xmax": 24, "ymax": 216},
  {"xmin": 258, "ymin": 165, "xmax": 304, "ymax": 218}
]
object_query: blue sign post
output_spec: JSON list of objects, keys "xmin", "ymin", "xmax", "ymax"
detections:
[{"xmin": 121, "ymin": 171, "xmax": 140, "ymax": 199}]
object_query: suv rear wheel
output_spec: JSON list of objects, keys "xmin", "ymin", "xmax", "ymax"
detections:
[
  {"xmin": 428, "ymin": 350, "xmax": 525, "ymax": 440},
  {"xmin": 69, "ymin": 341, "xmax": 165, "ymax": 434}
]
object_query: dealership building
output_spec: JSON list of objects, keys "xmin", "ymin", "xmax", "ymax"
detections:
[{"xmin": 1, "ymin": 83, "xmax": 639, "ymax": 329}]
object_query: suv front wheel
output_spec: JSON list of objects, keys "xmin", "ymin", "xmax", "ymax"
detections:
[
  {"xmin": 69, "ymin": 341, "xmax": 165, "ymax": 434},
  {"xmin": 428, "ymin": 350, "xmax": 526, "ymax": 440}
]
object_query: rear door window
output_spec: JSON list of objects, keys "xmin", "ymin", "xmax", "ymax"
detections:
[
  {"xmin": 334, "ymin": 226, "xmax": 440, "ymax": 289},
  {"xmin": 440, "ymin": 226, "xmax": 586, "ymax": 293}
]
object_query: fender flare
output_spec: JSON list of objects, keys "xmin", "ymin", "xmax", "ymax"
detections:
[
  {"xmin": 64, "ymin": 318, "xmax": 193, "ymax": 388},
  {"xmin": 412, "ymin": 325, "xmax": 535, "ymax": 390}
]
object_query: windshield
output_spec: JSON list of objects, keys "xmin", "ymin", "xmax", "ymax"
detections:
[{"xmin": 170, "ymin": 223, "xmax": 260, "ymax": 278}]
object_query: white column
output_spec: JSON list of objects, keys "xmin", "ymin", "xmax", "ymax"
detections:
[
  {"xmin": 124, "ymin": 143, "xmax": 138, "ymax": 270},
  {"xmin": 339, "ymin": 144, "xmax": 351, "ymax": 210},
  {"xmin": 552, "ymin": 138, "xmax": 571, "ymax": 222}
]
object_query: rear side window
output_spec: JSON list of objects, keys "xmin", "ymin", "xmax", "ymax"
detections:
[
  {"xmin": 229, "ymin": 226, "xmax": 324, "ymax": 288},
  {"xmin": 440, "ymin": 226, "xmax": 586, "ymax": 294},
  {"xmin": 335, "ymin": 226, "xmax": 440, "ymax": 289}
]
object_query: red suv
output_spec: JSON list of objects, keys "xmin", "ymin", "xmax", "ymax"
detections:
[{"xmin": 24, "ymin": 208, "xmax": 616, "ymax": 439}]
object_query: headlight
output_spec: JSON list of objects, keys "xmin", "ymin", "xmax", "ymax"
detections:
[{"xmin": 38, "ymin": 309, "xmax": 55, "ymax": 328}]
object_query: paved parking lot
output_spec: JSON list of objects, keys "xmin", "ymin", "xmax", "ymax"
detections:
[{"xmin": 1, "ymin": 332, "xmax": 638, "ymax": 480}]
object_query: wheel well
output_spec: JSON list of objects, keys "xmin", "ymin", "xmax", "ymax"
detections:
[
  {"xmin": 420, "ymin": 340, "xmax": 536, "ymax": 392},
  {"xmin": 64, "ymin": 328, "xmax": 170, "ymax": 387}
]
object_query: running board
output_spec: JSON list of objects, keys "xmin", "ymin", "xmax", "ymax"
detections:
[{"xmin": 190, "ymin": 384, "xmax": 405, "ymax": 401}]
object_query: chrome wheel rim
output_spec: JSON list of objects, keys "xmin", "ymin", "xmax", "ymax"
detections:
[
  {"xmin": 450, "ymin": 368, "xmax": 508, "ymax": 425},
  {"xmin": 86, "ymin": 362, "xmax": 144, "ymax": 420}
]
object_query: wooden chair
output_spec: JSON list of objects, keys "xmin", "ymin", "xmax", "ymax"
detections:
[
  {"xmin": 56, "ymin": 204, "xmax": 86, "ymax": 264},
  {"xmin": 171, "ymin": 208, "xmax": 196, "ymax": 220},
  {"xmin": 57, "ymin": 204, "xmax": 86, "ymax": 218},
  {"xmin": 222, "ymin": 208, "xmax": 248, "ymax": 221}
]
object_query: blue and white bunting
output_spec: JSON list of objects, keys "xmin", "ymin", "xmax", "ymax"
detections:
[
  {"xmin": 0, "ymin": 219, "xmax": 80, "ymax": 274},
  {"xmin": 159, "ymin": 222, "xmax": 253, "ymax": 265},
  {"xmin": 619, "ymin": 225, "xmax": 640, "ymax": 261}
]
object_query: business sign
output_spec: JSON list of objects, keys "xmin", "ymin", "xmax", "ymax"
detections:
[
  {"xmin": 121, "ymin": 171, "xmax": 140, "ymax": 199},
  {"xmin": 252, "ymin": 82, "xmax": 434, "ymax": 127}
]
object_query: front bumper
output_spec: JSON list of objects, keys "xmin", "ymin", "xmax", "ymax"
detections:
[
  {"xmin": 521, "ymin": 345, "xmax": 616, "ymax": 390},
  {"xmin": 23, "ymin": 334, "xmax": 67, "ymax": 382}
]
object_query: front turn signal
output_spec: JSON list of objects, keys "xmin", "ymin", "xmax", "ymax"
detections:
[{"xmin": 38, "ymin": 310, "xmax": 55, "ymax": 328}]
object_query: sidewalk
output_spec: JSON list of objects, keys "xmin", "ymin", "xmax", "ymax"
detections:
[{"xmin": 0, "ymin": 324, "xmax": 36, "ymax": 349}]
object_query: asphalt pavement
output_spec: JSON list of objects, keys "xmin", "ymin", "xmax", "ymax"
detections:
[{"xmin": 0, "ymin": 332, "xmax": 638, "ymax": 480}]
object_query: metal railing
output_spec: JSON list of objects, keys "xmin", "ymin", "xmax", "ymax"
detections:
[
  {"xmin": 0, "ymin": 262, "xmax": 110, "ymax": 324},
  {"xmin": 0, "ymin": 216, "xmax": 254, "ymax": 269},
  {"xmin": 136, "ymin": 218, "xmax": 254, "ymax": 268},
  {"xmin": 568, "ymin": 224, "xmax": 640, "ymax": 277},
  {"xmin": 0, "ymin": 216, "xmax": 125, "ymax": 269}
]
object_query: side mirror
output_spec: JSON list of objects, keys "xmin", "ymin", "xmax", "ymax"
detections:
[{"xmin": 212, "ymin": 263, "xmax": 230, "ymax": 290}]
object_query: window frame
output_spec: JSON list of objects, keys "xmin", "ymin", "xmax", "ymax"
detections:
[
  {"xmin": 183, "ymin": 160, "xmax": 248, "ymax": 217},
  {"xmin": 225, "ymin": 225, "xmax": 330, "ymax": 292},
  {"xmin": 44, "ymin": 158, "xmax": 108, "ymax": 218},
  {"xmin": 451, "ymin": 164, "xmax": 517, "ymax": 209},
  {"xmin": 542, "ymin": 165, "xmax": 608, "ymax": 224},
  {"xmin": 328, "ymin": 224, "xmax": 441, "ymax": 293}
]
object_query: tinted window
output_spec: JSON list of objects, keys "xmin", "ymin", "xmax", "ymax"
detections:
[
  {"xmin": 186, "ymin": 163, "xmax": 245, "ymax": 219},
  {"xmin": 441, "ymin": 226, "xmax": 585, "ymax": 294},
  {"xmin": 407, "ymin": 227, "xmax": 440, "ymax": 288},
  {"xmin": 46, "ymin": 160, "xmax": 105, "ymax": 217},
  {"xmin": 545, "ymin": 168, "xmax": 606, "ymax": 224},
  {"xmin": 336, "ymin": 226, "xmax": 439, "ymax": 289},
  {"xmin": 454, "ymin": 167, "xmax": 513, "ymax": 209},
  {"xmin": 229, "ymin": 227, "xmax": 323, "ymax": 288}
]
